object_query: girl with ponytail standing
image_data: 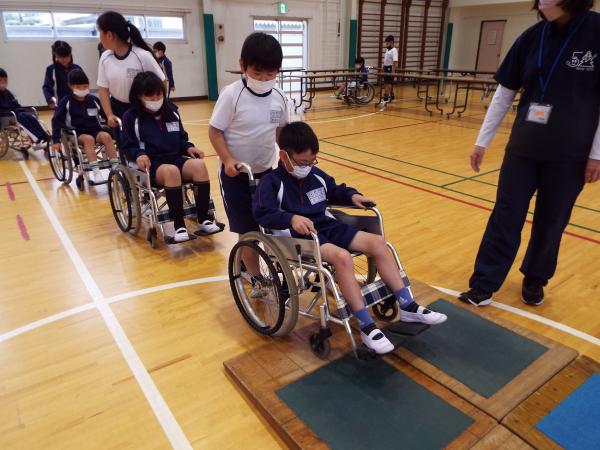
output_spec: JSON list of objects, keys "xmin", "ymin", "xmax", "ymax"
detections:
[
  {"xmin": 96, "ymin": 11, "xmax": 167, "ymax": 128},
  {"xmin": 43, "ymin": 41, "xmax": 81, "ymax": 109}
]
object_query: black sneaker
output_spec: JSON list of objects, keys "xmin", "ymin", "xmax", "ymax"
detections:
[
  {"xmin": 522, "ymin": 277, "xmax": 544, "ymax": 306},
  {"xmin": 459, "ymin": 288, "xmax": 493, "ymax": 307}
]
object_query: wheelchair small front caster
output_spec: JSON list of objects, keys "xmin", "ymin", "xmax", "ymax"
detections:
[
  {"xmin": 356, "ymin": 346, "xmax": 378, "ymax": 361},
  {"xmin": 373, "ymin": 299, "xmax": 398, "ymax": 322},
  {"xmin": 147, "ymin": 228, "xmax": 157, "ymax": 248},
  {"xmin": 20, "ymin": 149, "xmax": 29, "ymax": 160},
  {"xmin": 76, "ymin": 175, "xmax": 84, "ymax": 191},
  {"xmin": 309, "ymin": 333, "xmax": 331, "ymax": 359}
]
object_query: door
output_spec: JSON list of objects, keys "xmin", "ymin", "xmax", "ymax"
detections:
[{"xmin": 475, "ymin": 20, "xmax": 505, "ymax": 73}]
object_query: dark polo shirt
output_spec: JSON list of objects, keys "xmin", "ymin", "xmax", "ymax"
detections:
[{"xmin": 495, "ymin": 11, "xmax": 600, "ymax": 162}]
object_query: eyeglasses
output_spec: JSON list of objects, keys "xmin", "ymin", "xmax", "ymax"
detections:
[{"xmin": 291, "ymin": 156, "xmax": 319, "ymax": 168}]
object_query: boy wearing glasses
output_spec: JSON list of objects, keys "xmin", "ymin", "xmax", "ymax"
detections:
[{"xmin": 254, "ymin": 122, "xmax": 446, "ymax": 355}]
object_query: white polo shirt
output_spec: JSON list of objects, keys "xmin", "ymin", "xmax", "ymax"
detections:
[
  {"xmin": 383, "ymin": 47, "xmax": 399, "ymax": 67},
  {"xmin": 210, "ymin": 79, "xmax": 289, "ymax": 173},
  {"xmin": 97, "ymin": 45, "xmax": 166, "ymax": 103}
]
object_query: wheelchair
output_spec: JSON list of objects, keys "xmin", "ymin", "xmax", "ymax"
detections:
[
  {"xmin": 0, "ymin": 107, "xmax": 50, "ymax": 160},
  {"xmin": 107, "ymin": 120, "xmax": 225, "ymax": 248},
  {"xmin": 228, "ymin": 163, "xmax": 421, "ymax": 360},
  {"xmin": 341, "ymin": 79, "xmax": 376, "ymax": 105},
  {"xmin": 47, "ymin": 127, "xmax": 114, "ymax": 191}
]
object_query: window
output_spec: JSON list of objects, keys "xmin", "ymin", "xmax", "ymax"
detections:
[
  {"xmin": 253, "ymin": 18, "xmax": 307, "ymax": 98},
  {"xmin": 3, "ymin": 11, "xmax": 53, "ymax": 38},
  {"xmin": 1, "ymin": 10, "xmax": 185, "ymax": 40}
]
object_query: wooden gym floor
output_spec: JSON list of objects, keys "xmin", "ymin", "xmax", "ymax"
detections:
[{"xmin": 0, "ymin": 86, "xmax": 598, "ymax": 448}]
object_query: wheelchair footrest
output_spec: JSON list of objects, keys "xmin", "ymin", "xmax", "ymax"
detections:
[
  {"xmin": 164, "ymin": 233, "xmax": 198, "ymax": 245},
  {"xmin": 384, "ymin": 321, "xmax": 430, "ymax": 337},
  {"xmin": 193, "ymin": 222, "xmax": 226, "ymax": 237}
]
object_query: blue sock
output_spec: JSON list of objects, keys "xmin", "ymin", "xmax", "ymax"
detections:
[
  {"xmin": 354, "ymin": 308, "xmax": 374, "ymax": 329},
  {"xmin": 395, "ymin": 287, "xmax": 415, "ymax": 310}
]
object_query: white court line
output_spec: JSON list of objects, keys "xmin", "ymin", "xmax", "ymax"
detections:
[
  {"xmin": 0, "ymin": 276, "xmax": 229, "ymax": 345},
  {"xmin": 433, "ymin": 285, "xmax": 600, "ymax": 347},
  {"xmin": 19, "ymin": 161, "xmax": 192, "ymax": 450},
  {"xmin": 303, "ymin": 112, "xmax": 379, "ymax": 124},
  {"xmin": 105, "ymin": 275, "xmax": 229, "ymax": 304},
  {"xmin": 183, "ymin": 118, "xmax": 211, "ymax": 124}
]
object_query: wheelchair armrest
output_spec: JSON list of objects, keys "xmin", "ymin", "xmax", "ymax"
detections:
[
  {"xmin": 15, "ymin": 107, "xmax": 37, "ymax": 115},
  {"xmin": 62, "ymin": 126, "xmax": 76, "ymax": 133},
  {"xmin": 327, "ymin": 201, "xmax": 376, "ymax": 210},
  {"xmin": 0, "ymin": 109, "xmax": 16, "ymax": 118}
]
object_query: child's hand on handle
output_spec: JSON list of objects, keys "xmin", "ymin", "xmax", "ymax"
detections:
[
  {"xmin": 136, "ymin": 155, "xmax": 151, "ymax": 171},
  {"xmin": 470, "ymin": 145, "xmax": 486, "ymax": 172},
  {"xmin": 107, "ymin": 115, "xmax": 119, "ymax": 128},
  {"xmin": 224, "ymin": 158, "xmax": 241, "ymax": 177},
  {"xmin": 52, "ymin": 143, "xmax": 61, "ymax": 153},
  {"xmin": 351, "ymin": 194, "xmax": 376, "ymax": 209},
  {"xmin": 291, "ymin": 215, "xmax": 316, "ymax": 235},
  {"xmin": 187, "ymin": 147, "xmax": 204, "ymax": 159},
  {"xmin": 585, "ymin": 158, "xmax": 600, "ymax": 183}
]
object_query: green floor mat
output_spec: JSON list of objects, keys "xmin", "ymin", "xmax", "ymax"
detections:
[
  {"xmin": 402, "ymin": 299, "xmax": 549, "ymax": 398},
  {"xmin": 277, "ymin": 356, "xmax": 474, "ymax": 450}
]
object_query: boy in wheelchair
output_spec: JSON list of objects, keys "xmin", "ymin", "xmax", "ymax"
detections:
[
  {"xmin": 0, "ymin": 68, "xmax": 51, "ymax": 150},
  {"xmin": 254, "ymin": 122, "xmax": 446, "ymax": 354},
  {"xmin": 332, "ymin": 56, "xmax": 369, "ymax": 100},
  {"xmin": 51, "ymin": 69, "xmax": 119, "ymax": 183},
  {"xmin": 122, "ymin": 71, "xmax": 221, "ymax": 242}
]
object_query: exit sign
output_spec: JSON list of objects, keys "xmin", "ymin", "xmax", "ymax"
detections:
[{"xmin": 278, "ymin": 2, "xmax": 287, "ymax": 14}]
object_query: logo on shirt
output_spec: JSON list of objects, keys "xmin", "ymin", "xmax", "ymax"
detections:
[
  {"xmin": 306, "ymin": 187, "xmax": 326, "ymax": 205},
  {"xmin": 127, "ymin": 68, "xmax": 142, "ymax": 78},
  {"xmin": 270, "ymin": 110, "xmax": 282, "ymax": 124},
  {"xmin": 566, "ymin": 51, "xmax": 597, "ymax": 71}
]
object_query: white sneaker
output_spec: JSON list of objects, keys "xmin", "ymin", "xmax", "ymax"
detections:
[
  {"xmin": 197, "ymin": 219, "xmax": 221, "ymax": 234},
  {"xmin": 400, "ymin": 303, "xmax": 447, "ymax": 325},
  {"xmin": 361, "ymin": 328, "xmax": 394, "ymax": 355},
  {"xmin": 173, "ymin": 227, "xmax": 190, "ymax": 242}
]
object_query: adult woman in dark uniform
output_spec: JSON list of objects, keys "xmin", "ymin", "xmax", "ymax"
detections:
[{"xmin": 460, "ymin": 0, "xmax": 600, "ymax": 307}]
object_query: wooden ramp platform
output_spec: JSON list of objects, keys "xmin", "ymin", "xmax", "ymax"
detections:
[{"xmin": 224, "ymin": 281, "xmax": 585, "ymax": 449}]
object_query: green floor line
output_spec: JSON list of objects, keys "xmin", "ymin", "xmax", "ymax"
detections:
[
  {"xmin": 321, "ymin": 151, "xmax": 600, "ymax": 235},
  {"xmin": 321, "ymin": 140, "xmax": 600, "ymax": 215}
]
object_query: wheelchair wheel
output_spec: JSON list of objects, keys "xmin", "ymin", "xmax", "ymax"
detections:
[
  {"xmin": 229, "ymin": 232, "xmax": 299, "ymax": 336},
  {"xmin": 353, "ymin": 254, "xmax": 377, "ymax": 286},
  {"xmin": 0, "ymin": 132, "xmax": 8, "ymax": 159},
  {"xmin": 48, "ymin": 145, "xmax": 66, "ymax": 181},
  {"xmin": 373, "ymin": 298, "xmax": 399, "ymax": 322},
  {"xmin": 109, "ymin": 166, "xmax": 141, "ymax": 234},
  {"xmin": 355, "ymin": 84, "xmax": 375, "ymax": 105}
]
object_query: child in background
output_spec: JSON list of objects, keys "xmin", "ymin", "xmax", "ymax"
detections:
[
  {"xmin": 123, "ymin": 72, "xmax": 221, "ymax": 242},
  {"xmin": 332, "ymin": 56, "xmax": 369, "ymax": 99},
  {"xmin": 0, "ymin": 68, "xmax": 50, "ymax": 148},
  {"xmin": 209, "ymin": 32, "xmax": 288, "ymax": 284},
  {"xmin": 153, "ymin": 42, "xmax": 175, "ymax": 97},
  {"xmin": 254, "ymin": 122, "xmax": 447, "ymax": 354},
  {"xmin": 43, "ymin": 41, "xmax": 82, "ymax": 109},
  {"xmin": 382, "ymin": 35, "xmax": 398, "ymax": 104},
  {"xmin": 51, "ymin": 69, "xmax": 119, "ymax": 183}
]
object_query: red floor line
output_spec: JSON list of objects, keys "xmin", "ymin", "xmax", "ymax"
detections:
[
  {"xmin": 320, "ymin": 156, "xmax": 600, "ymax": 245},
  {"xmin": 16, "ymin": 215, "xmax": 30, "ymax": 241},
  {"xmin": 6, "ymin": 182, "xmax": 15, "ymax": 201},
  {"xmin": 0, "ymin": 177, "xmax": 55, "ymax": 187}
]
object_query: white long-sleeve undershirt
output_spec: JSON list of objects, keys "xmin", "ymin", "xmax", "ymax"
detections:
[{"xmin": 475, "ymin": 84, "xmax": 600, "ymax": 160}]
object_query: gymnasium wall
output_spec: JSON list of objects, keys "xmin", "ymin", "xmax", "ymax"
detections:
[
  {"xmin": 447, "ymin": 2, "xmax": 538, "ymax": 70},
  {"xmin": 0, "ymin": 0, "xmax": 345, "ymax": 106},
  {"xmin": 211, "ymin": 0, "xmax": 344, "ymax": 89},
  {"xmin": 0, "ymin": 0, "xmax": 207, "ymax": 107}
]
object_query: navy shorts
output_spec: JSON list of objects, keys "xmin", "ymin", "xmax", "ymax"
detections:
[
  {"xmin": 383, "ymin": 65, "xmax": 395, "ymax": 84},
  {"xmin": 219, "ymin": 165, "xmax": 272, "ymax": 234},
  {"xmin": 293, "ymin": 217, "xmax": 359, "ymax": 250},
  {"xmin": 150, "ymin": 157, "xmax": 187, "ymax": 186},
  {"xmin": 77, "ymin": 127, "xmax": 103, "ymax": 139}
]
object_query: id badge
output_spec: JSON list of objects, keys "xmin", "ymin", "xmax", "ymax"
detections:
[
  {"xmin": 526, "ymin": 103, "xmax": 552, "ymax": 125},
  {"xmin": 166, "ymin": 121, "xmax": 180, "ymax": 132},
  {"xmin": 87, "ymin": 108, "xmax": 98, "ymax": 117}
]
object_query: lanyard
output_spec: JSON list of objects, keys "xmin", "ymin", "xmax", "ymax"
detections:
[{"xmin": 538, "ymin": 12, "xmax": 589, "ymax": 100}]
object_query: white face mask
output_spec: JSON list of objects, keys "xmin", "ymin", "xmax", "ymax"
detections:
[
  {"xmin": 539, "ymin": 0, "xmax": 563, "ymax": 22},
  {"xmin": 284, "ymin": 153, "xmax": 313, "ymax": 179},
  {"xmin": 73, "ymin": 89, "xmax": 89, "ymax": 97},
  {"xmin": 246, "ymin": 74, "xmax": 276, "ymax": 94},
  {"xmin": 143, "ymin": 98, "xmax": 164, "ymax": 113}
]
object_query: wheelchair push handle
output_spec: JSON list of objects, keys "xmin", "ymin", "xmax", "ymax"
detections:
[{"xmin": 234, "ymin": 162, "xmax": 257, "ymax": 193}]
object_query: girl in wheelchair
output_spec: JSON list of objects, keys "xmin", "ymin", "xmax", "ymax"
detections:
[
  {"xmin": 122, "ymin": 71, "xmax": 221, "ymax": 242},
  {"xmin": 254, "ymin": 122, "xmax": 447, "ymax": 354},
  {"xmin": 51, "ymin": 69, "xmax": 119, "ymax": 184}
]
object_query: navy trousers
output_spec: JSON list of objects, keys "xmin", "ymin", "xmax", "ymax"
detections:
[
  {"xmin": 469, "ymin": 153, "xmax": 586, "ymax": 293},
  {"xmin": 17, "ymin": 112, "xmax": 49, "ymax": 142}
]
